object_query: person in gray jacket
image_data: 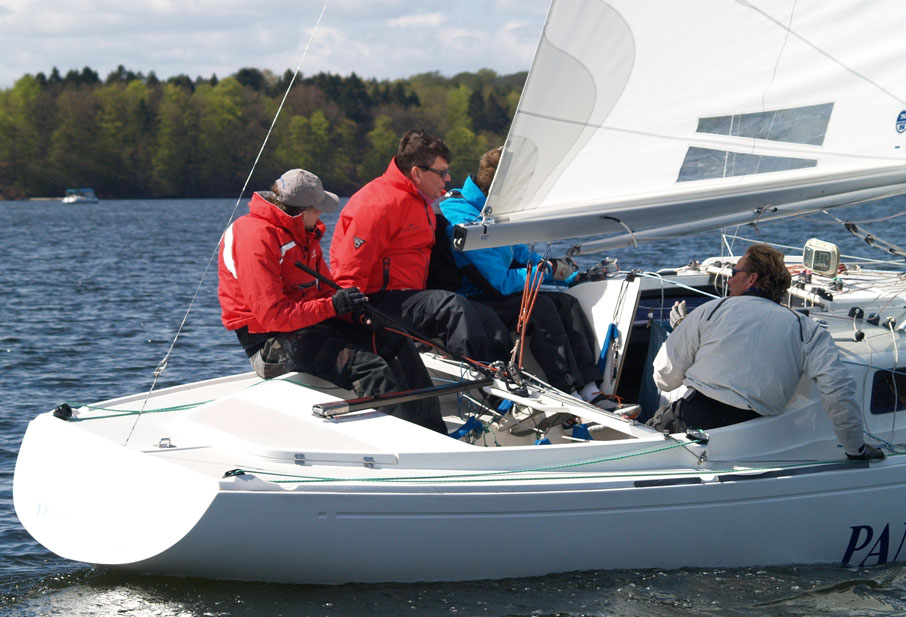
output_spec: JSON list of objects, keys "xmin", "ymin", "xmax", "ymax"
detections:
[{"xmin": 648, "ymin": 243, "xmax": 884, "ymax": 461}]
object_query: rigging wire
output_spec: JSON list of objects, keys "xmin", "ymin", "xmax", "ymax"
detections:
[
  {"xmin": 804, "ymin": 208, "xmax": 906, "ymax": 226},
  {"xmin": 122, "ymin": 1, "xmax": 332, "ymax": 446},
  {"xmin": 724, "ymin": 232, "xmax": 906, "ymax": 268}
]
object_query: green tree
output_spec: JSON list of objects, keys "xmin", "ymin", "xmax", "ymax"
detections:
[
  {"xmin": 47, "ymin": 88, "xmax": 103, "ymax": 192},
  {"xmin": 445, "ymin": 83, "xmax": 473, "ymax": 134},
  {"xmin": 0, "ymin": 67, "xmax": 522, "ymax": 199},
  {"xmin": 95, "ymin": 80, "xmax": 153, "ymax": 196},
  {"xmin": 359, "ymin": 114, "xmax": 398, "ymax": 181},
  {"xmin": 324, "ymin": 116, "xmax": 358, "ymax": 194},
  {"xmin": 151, "ymin": 83, "xmax": 193, "ymax": 197},
  {"xmin": 444, "ymin": 125, "xmax": 489, "ymax": 184},
  {"xmin": 0, "ymin": 76, "xmax": 44, "ymax": 197},
  {"xmin": 191, "ymin": 78, "xmax": 244, "ymax": 195}
]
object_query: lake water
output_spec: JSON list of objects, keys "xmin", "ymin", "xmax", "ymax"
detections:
[{"xmin": 3, "ymin": 196, "xmax": 906, "ymax": 616}]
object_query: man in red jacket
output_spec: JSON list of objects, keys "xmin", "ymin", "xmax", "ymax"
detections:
[
  {"xmin": 330, "ymin": 130, "xmax": 509, "ymax": 364},
  {"xmin": 218, "ymin": 168, "xmax": 445, "ymax": 433}
]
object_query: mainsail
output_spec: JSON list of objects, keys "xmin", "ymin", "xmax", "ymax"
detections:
[{"xmin": 452, "ymin": 0, "xmax": 906, "ymax": 253}]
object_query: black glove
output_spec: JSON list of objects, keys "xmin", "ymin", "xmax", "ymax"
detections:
[
  {"xmin": 846, "ymin": 444, "xmax": 886, "ymax": 461},
  {"xmin": 547, "ymin": 257, "xmax": 579, "ymax": 281},
  {"xmin": 332, "ymin": 287, "xmax": 367, "ymax": 316},
  {"xmin": 352, "ymin": 308, "xmax": 382, "ymax": 331}
]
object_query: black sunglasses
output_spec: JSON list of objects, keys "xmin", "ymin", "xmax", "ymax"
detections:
[{"xmin": 419, "ymin": 165, "xmax": 451, "ymax": 180}]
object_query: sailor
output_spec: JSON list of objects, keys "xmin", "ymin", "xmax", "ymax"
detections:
[
  {"xmin": 438, "ymin": 146, "xmax": 615, "ymax": 409},
  {"xmin": 217, "ymin": 168, "xmax": 445, "ymax": 433},
  {"xmin": 329, "ymin": 130, "xmax": 511, "ymax": 364},
  {"xmin": 648, "ymin": 243, "xmax": 885, "ymax": 460}
]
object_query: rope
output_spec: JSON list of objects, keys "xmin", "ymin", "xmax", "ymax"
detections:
[
  {"xmin": 384, "ymin": 326, "xmax": 490, "ymax": 373},
  {"xmin": 236, "ymin": 438, "xmax": 707, "ymax": 483},
  {"xmin": 512, "ymin": 252, "xmax": 536, "ymax": 367},
  {"xmin": 123, "ymin": 1, "xmax": 332, "ymax": 446},
  {"xmin": 70, "ymin": 401, "xmax": 211, "ymax": 420},
  {"xmin": 72, "ymin": 375, "xmax": 347, "ymax": 421},
  {"xmin": 724, "ymin": 231, "xmax": 906, "ymax": 267},
  {"xmin": 228, "ymin": 446, "xmax": 884, "ymax": 485},
  {"xmin": 518, "ymin": 259, "xmax": 546, "ymax": 368},
  {"xmin": 636, "ymin": 271, "xmax": 721, "ymax": 300},
  {"xmin": 511, "ymin": 245, "xmax": 551, "ymax": 369}
]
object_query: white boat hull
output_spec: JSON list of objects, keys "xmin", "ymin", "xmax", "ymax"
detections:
[
  {"xmin": 14, "ymin": 386, "xmax": 903, "ymax": 583},
  {"xmin": 13, "ymin": 271, "xmax": 906, "ymax": 584},
  {"xmin": 131, "ymin": 466, "xmax": 905, "ymax": 584}
]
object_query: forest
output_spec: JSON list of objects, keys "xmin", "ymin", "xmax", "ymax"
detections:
[{"xmin": 0, "ymin": 65, "xmax": 525, "ymax": 200}]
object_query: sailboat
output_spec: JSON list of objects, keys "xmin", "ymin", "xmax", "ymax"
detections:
[{"xmin": 13, "ymin": 0, "xmax": 906, "ymax": 584}]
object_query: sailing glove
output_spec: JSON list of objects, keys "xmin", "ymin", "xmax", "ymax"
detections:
[
  {"xmin": 669, "ymin": 300, "xmax": 688, "ymax": 329},
  {"xmin": 332, "ymin": 286, "xmax": 367, "ymax": 316},
  {"xmin": 846, "ymin": 444, "xmax": 886, "ymax": 461},
  {"xmin": 548, "ymin": 257, "xmax": 579, "ymax": 281}
]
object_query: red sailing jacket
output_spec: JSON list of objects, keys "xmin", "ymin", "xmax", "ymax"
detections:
[
  {"xmin": 329, "ymin": 159, "xmax": 436, "ymax": 293},
  {"xmin": 218, "ymin": 191, "xmax": 336, "ymax": 333}
]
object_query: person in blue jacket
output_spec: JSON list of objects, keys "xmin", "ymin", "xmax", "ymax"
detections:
[{"xmin": 438, "ymin": 147, "xmax": 609, "ymax": 407}]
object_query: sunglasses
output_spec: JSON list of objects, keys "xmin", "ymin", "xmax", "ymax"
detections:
[
  {"xmin": 419, "ymin": 165, "xmax": 451, "ymax": 180},
  {"xmin": 730, "ymin": 267, "xmax": 750, "ymax": 277}
]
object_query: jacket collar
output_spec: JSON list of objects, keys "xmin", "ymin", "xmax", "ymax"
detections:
[
  {"xmin": 248, "ymin": 191, "xmax": 324, "ymax": 239},
  {"xmin": 384, "ymin": 158, "xmax": 423, "ymax": 200},
  {"xmin": 458, "ymin": 176, "xmax": 486, "ymax": 210}
]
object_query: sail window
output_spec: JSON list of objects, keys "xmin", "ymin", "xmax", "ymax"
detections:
[
  {"xmin": 677, "ymin": 147, "xmax": 817, "ymax": 181},
  {"xmin": 870, "ymin": 368, "xmax": 906, "ymax": 415},
  {"xmin": 696, "ymin": 103, "xmax": 833, "ymax": 146}
]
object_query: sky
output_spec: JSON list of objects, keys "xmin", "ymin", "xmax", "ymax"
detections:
[{"xmin": 0, "ymin": 0, "xmax": 550, "ymax": 88}]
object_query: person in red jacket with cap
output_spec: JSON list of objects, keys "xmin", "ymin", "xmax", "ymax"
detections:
[
  {"xmin": 330, "ymin": 130, "xmax": 510, "ymax": 364},
  {"xmin": 218, "ymin": 168, "xmax": 444, "ymax": 433}
]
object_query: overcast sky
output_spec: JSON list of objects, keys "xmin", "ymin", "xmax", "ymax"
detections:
[{"xmin": 0, "ymin": 0, "xmax": 550, "ymax": 88}]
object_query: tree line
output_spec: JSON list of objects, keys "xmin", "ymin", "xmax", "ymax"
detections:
[{"xmin": 0, "ymin": 65, "xmax": 525, "ymax": 200}]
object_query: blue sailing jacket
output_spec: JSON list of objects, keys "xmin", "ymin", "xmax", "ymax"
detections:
[{"xmin": 439, "ymin": 176, "xmax": 549, "ymax": 297}]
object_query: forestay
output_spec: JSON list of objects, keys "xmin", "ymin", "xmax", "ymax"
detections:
[{"xmin": 453, "ymin": 0, "xmax": 906, "ymax": 253}]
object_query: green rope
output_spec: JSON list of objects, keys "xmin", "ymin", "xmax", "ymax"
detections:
[
  {"xmin": 65, "ymin": 375, "xmax": 344, "ymax": 421},
  {"xmin": 231, "ymin": 439, "xmax": 711, "ymax": 483},
  {"xmin": 67, "ymin": 401, "xmax": 212, "ymax": 421}
]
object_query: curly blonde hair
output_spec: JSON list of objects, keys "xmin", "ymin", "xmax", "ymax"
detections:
[{"xmin": 475, "ymin": 146, "xmax": 502, "ymax": 194}]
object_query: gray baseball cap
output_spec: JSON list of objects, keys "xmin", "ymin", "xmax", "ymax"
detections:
[{"xmin": 275, "ymin": 168, "xmax": 340, "ymax": 213}]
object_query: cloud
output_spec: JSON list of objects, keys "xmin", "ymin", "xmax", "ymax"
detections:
[
  {"xmin": 0, "ymin": 0, "xmax": 548, "ymax": 87},
  {"xmin": 387, "ymin": 13, "xmax": 446, "ymax": 29}
]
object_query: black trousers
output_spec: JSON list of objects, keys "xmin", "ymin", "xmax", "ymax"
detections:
[
  {"xmin": 251, "ymin": 319, "xmax": 446, "ymax": 434},
  {"xmin": 475, "ymin": 291, "xmax": 602, "ymax": 392},
  {"xmin": 646, "ymin": 389, "xmax": 760, "ymax": 433},
  {"xmin": 369, "ymin": 289, "xmax": 511, "ymax": 363}
]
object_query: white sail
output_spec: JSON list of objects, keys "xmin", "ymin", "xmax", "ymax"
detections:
[{"xmin": 453, "ymin": 0, "xmax": 906, "ymax": 253}]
